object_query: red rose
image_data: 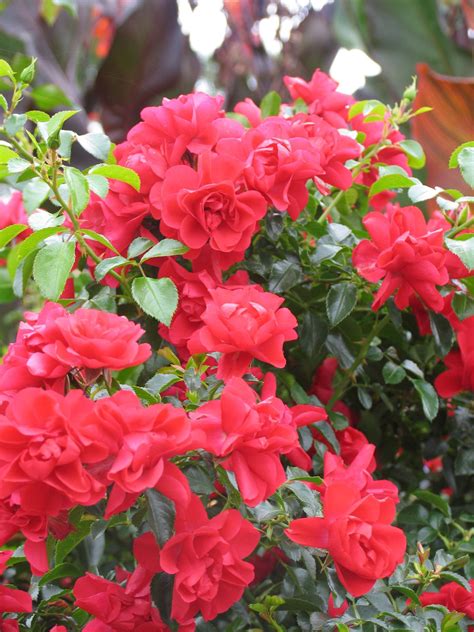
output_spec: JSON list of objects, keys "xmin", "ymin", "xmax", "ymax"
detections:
[
  {"xmin": 160, "ymin": 508, "xmax": 259, "ymax": 623},
  {"xmin": 286, "ymin": 480, "xmax": 406, "ymax": 596},
  {"xmin": 0, "ymin": 389, "xmax": 105, "ymax": 513},
  {"xmin": 47, "ymin": 308, "xmax": 151, "ymax": 370},
  {"xmin": 188, "ymin": 285, "xmax": 298, "ymax": 380},
  {"xmin": 191, "ymin": 377, "xmax": 324, "ymax": 506},
  {"xmin": 435, "ymin": 316, "xmax": 474, "ymax": 397},
  {"xmin": 419, "ymin": 580, "xmax": 474, "ymax": 620},
  {"xmin": 0, "ymin": 551, "xmax": 32, "ymax": 615},
  {"xmin": 160, "ymin": 151, "xmax": 267, "ymax": 264},
  {"xmin": 283, "ymin": 69, "xmax": 354, "ymax": 128},
  {"xmin": 352, "ymin": 205, "xmax": 450, "ymax": 311},
  {"xmin": 327, "ymin": 593, "xmax": 349, "ymax": 618}
]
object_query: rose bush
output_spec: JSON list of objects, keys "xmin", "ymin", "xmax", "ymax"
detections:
[{"xmin": 0, "ymin": 57, "xmax": 472, "ymax": 631}]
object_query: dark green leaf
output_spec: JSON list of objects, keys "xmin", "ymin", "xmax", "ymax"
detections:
[
  {"xmin": 411, "ymin": 378, "xmax": 439, "ymax": 421},
  {"xmin": 455, "ymin": 449, "xmax": 474, "ymax": 475},
  {"xmin": 30, "ymin": 83, "xmax": 72, "ymax": 110},
  {"xmin": 55, "ymin": 519, "xmax": 94, "ymax": 563},
  {"xmin": 298, "ymin": 312, "xmax": 328, "ymax": 359},
  {"xmin": 141, "ymin": 239, "xmax": 189, "ymax": 262},
  {"xmin": 452, "ymin": 293, "xmax": 474, "ymax": 320},
  {"xmin": 268, "ymin": 260, "xmax": 304, "ymax": 293},
  {"xmin": 392, "ymin": 585, "xmax": 421, "ymax": 606},
  {"xmin": 314, "ymin": 421, "xmax": 339, "ymax": 454},
  {"xmin": 429, "ymin": 312, "xmax": 453, "ymax": 356},
  {"xmin": 413, "ymin": 490, "xmax": 451, "ymax": 518},
  {"xmin": 132, "ymin": 277, "xmax": 178, "ymax": 326},
  {"xmin": 39, "ymin": 562, "xmax": 81, "ymax": 586},
  {"xmin": 146, "ymin": 489, "xmax": 175, "ymax": 546},
  {"xmin": 33, "ymin": 240, "xmax": 75, "ymax": 300},
  {"xmin": 439, "ymin": 571, "xmax": 471, "ymax": 591},
  {"xmin": 382, "ymin": 361, "xmax": 406, "ymax": 384},
  {"xmin": 326, "ymin": 282, "xmax": 357, "ymax": 327},
  {"xmin": 151, "ymin": 572, "xmax": 175, "ymax": 626}
]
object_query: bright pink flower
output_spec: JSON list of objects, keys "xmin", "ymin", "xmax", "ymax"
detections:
[
  {"xmin": 0, "ymin": 551, "xmax": 33, "ymax": 614},
  {"xmin": 286, "ymin": 479, "xmax": 406, "ymax": 596},
  {"xmin": 419, "ymin": 580, "xmax": 474, "ymax": 620},
  {"xmin": 217, "ymin": 117, "xmax": 323, "ymax": 220},
  {"xmin": 284, "ymin": 69, "xmax": 354, "ymax": 128},
  {"xmin": 47, "ymin": 308, "xmax": 151, "ymax": 370},
  {"xmin": 352, "ymin": 205, "xmax": 450, "ymax": 311},
  {"xmin": 188, "ymin": 285, "xmax": 298, "ymax": 380},
  {"xmin": 191, "ymin": 377, "xmax": 325, "ymax": 505},
  {"xmin": 160, "ymin": 507, "xmax": 259, "ymax": 623},
  {"xmin": 435, "ymin": 316, "xmax": 474, "ymax": 397},
  {"xmin": 160, "ymin": 151, "xmax": 267, "ymax": 266},
  {"xmin": 234, "ymin": 98, "xmax": 263, "ymax": 127},
  {"xmin": 0, "ymin": 389, "xmax": 105, "ymax": 514},
  {"xmin": 0, "ymin": 191, "xmax": 29, "ymax": 233}
]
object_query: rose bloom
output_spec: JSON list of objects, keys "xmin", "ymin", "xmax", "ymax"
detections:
[
  {"xmin": 435, "ymin": 316, "xmax": 474, "ymax": 398},
  {"xmin": 352, "ymin": 205, "xmax": 450, "ymax": 312},
  {"xmin": 284, "ymin": 69, "xmax": 354, "ymax": 129},
  {"xmin": 159, "ymin": 151, "xmax": 267, "ymax": 267},
  {"xmin": 0, "ymin": 550, "xmax": 32, "ymax": 615},
  {"xmin": 0, "ymin": 388, "xmax": 106, "ymax": 515},
  {"xmin": 419, "ymin": 580, "xmax": 474, "ymax": 623},
  {"xmin": 45, "ymin": 308, "xmax": 151, "ymax": 371},
  {"xmin": 188, "ymin": 285, "xmax": 298, "ymax": 380},
  {"xmin": 286, "ymin": 479, "xmax": 406, "ymax": 596},
  {"xmin": 191, "ymin": 377, "xmax": 325, "ymax": 506},
  {"xmin": 160, "ymin": 507, "xmax": 259, "ymax": 624}
]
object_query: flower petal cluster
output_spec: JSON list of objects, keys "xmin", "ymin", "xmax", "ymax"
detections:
[
  {"xmin": 435, "ymin": 315, "xmax": 474, "ymax": 397},
  {"xmin": 419, "ymin": 580, "xmax": 474, "ymax": 621}
]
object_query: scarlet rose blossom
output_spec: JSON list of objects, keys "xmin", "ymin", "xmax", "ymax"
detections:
[
  {"xmin": 310, "ymin": 357, "xmax": 356, "ymax": 423},
  {"xmin": 188, "ymin": 285, "xmax": 298, "ymax": 380},
  {"xmin": 217, "ymin": 117, "xmax": 323, "ymax": 220},
  {"xmin": 160, "ymin": 151, "xmax": 267, "ymax": 266},
  {"xmin": 191, "ymin": 377, "xmax": 325, "ymax": 505},
  {"xmin": 352, "ymin": 205, "xmax": 450, "ymax": 312},
  {"xmin": 284, "ymin": 69, "xmax": 354, "ymax": 128},
  {"xmin": 0, "ymin": 389, "xmax": 106, "ymax": 515},
  {"xmin": 157, "ymin": 259, "xmax": 249, "ymax": 354},
  {"xmin": 419, "ymin": 580, "xmax": 474, "ymax": 621},
  {"xmin": 0, "ymin": 551, "xmax": 32, "ymax": 615},
  {"xmin": 160, "ymin": 507, "xmax": 260, "ymax": 623},
  {"xmin": 435, "ymin": 316, "xmax": 474, "ymax": 397},
  {"xmin": 249, "ymin": 547, "xmax": 287, "ymax": 585},
  {"xmin": 47, "ymin": 308, "xmax": 151, "ymax": 371},
  {"xmin": 286, "ymin": 480, "xmax": 406, "ymax": 596},
  {"xmin": 327, "ymin": 594, "xmax": 349, "ymax": 618}
]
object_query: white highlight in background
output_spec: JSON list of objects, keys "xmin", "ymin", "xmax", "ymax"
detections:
[{"xmin": 329, "ymin": 47, "xmax": 382, "ymax": 94}]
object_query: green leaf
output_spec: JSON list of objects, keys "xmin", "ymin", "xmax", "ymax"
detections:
[
  {"xmin": 80, "ymin": 228, "xmax": 120, "ymax": 255},
  {"xmin": 77, "ymin": 132, "xmax": 111, "ymax": 161},
  {"xmin": 58, "ymin": 129, "xmax": 75, "ymax": 159},
  {"xmin": 0, "ymin": 95, "xmax": 7, "ymax": 112},
  {"xmin": 64, "ymin": 167, "xmax": 90, "ymax": 215},
  {"xmin": 33, "ymin": 240, "xmax": 75, "ymax": 300},
  {"xmin": 8, "ymin": 226, "xmax": 66, "ymax": 275},
  {"xmin": 445, "ymin": 235, "xmax": 474, "ymax": 271},
  {"xmin": 408, "ymin": 183, "xmax": 442, "ymax": 203},
  {"xmin": 260, "ymin": 91, "xmax": 282, "ymax": 118},
  {"xmin": 132, "ymin": 276, "xmax": 178, "ymax": 326},
  {"xmin": 457, "ymin": 147, "xmax": 474, "ymax": 188},
  {"xmin": 22, "ymin": 179, "xmax": 50, "ymax": 212},
  {"xmin": 91, "ymin": 164, "xmax": 141, "ymax": 191},
  {"xmin": 314, "ymin": 421, "xmax": 339, "ymax": 453},
  {"xmin": 399, "ymin": 140, "xmax": 426, "ymax": 169},
  {"xmin": 268, "ymin": 260, "xmax": 304, "ymax": 293},
  {"xmin": 28, "ymin": 210, "xmax": 64, "ymax": 231},
  {"xmin": 439, "ymin": 571, "xmax": 471, "ymax": 592},
  {"xmin": 411, "ymin": 378, "xmax": 439, "ymax": 421},
  {"xmin": 428, "ymin": 312, "xmax": 453, "ymax": 357},
  {"xmin": 326, "ymin": 282, "xmax": 357, "ymax": 327},
  {"xmin": 94, "ymin": 256, "xmax": 128, "ymax": 282},
  {"xmin": 30, "ymin": 84, "xmax": 72, "ymax": 110},
  {"xmin": 37, "ymin": 110, "xmax": 79, "ymax": 142},
  {"xmin": 449, "ymin": 141, "xmax": 474, "ymax": 168},
  {"xmin": 86, "ymin": 174, "xmax": 109, "ymax": 199},
  {"xmin": 151, "ymin": 572, "xmax": 175, "ymax": 626},
  {"xmin": 382, "ymin": 361, "xmax": 406, "ymax": 385},
  {"xmin": 413, "ymin": 490, "xmax": 451, "ymax": 518},
  {"xmin": 0, "ymin": 224, "xmax": 28, "ymax": 248},
  {"xmin": 452, "ymin": 293, "xmax": 474, "ymax": 320},
  {"xmin": 140, "ymin": 239, "xmax": 189, "ymax": 262},
  {"xmin": 39, "ymin": 562, "xmax": 81, "ymax": 586},
  {"xmin": 7, "ymin": 158, "xmax": 30, "ymax": 174},
  {"xmin": 369, "ymin": 174, "xmax": 415, "ymax": 197},
  {"xmin": 392, "ymin": 585, "xmax": 421, "ymax": 606},
  {"xmin": 349, "ymin": 99, "xmax": 386, "ymax": 120},
  {"xmin": 25, "ymin": 110, "xmax": 50, "ymax": 123},
  {"xmin": 5, "ymin": 113, "xmax": 26, "ymax": 135},
  {"xmin": 0, "ymin": 59, "xmax": 14, "ymax": 80},
  {"xmin": 0, "ymin": 145, "xmax": 18, "ymax": 164},
  {"xmin": 146, "ymin": 489, "xmax": 175, "ymax": 547},
  {"xmin": 298, "ymin": 312, "xmax": 328, "ymax": 359},
  {"xmin": 128, "ymin": 237, "xmax": 154, "ymax": 259},
  {"xmin": 55, "ymin": 519, "xmax": 94, "ymax": 563}
]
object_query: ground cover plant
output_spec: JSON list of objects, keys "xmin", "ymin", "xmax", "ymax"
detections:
[{"xmin": 0, "ymin": 54, "xmax": 472, "ymax": 631}]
